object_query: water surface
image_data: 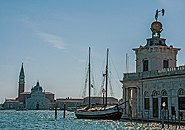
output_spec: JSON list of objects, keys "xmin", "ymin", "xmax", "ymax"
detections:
[{"xmin": 0, "ymin": 110, "xmax": 184, "ymax": 130}]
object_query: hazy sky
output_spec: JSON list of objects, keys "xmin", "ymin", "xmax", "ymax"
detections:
[{"xmin": 1, "ymin": 0, "xmax": 185, "ymax": 103}]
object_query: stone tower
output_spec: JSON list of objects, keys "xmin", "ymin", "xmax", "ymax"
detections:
[
  {"xmin": 133, "ymin": 11, "xmax": 180, "ymax": 73},
  {"xmin": 18, "ymin": 63, "xmax": 25, "ymax": 99}
]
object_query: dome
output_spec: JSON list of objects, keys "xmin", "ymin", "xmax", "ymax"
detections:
[
  {"xmin": 31, "ymin": 81, "xmax": 43, "ymax": 92},
  {"xmin": 151, "ymin": 21, "xmax": 162, "ymax": 32}
]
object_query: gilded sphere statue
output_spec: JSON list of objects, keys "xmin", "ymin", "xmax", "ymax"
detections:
[{"xmin": 151, "ymin": 21, "xmax": 162, "ymax": 32}]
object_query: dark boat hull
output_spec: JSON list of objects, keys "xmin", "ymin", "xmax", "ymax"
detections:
[
  {"xmin": 75, "ymin": 105, "xmax": 123, "ymax": 120},
  {"xmin": 75, "ymin": 111, "xmax": 122, "ymax": 120}
]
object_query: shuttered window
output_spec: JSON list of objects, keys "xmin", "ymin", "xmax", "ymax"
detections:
[
  {"xmin": 143, "ymin": 60, "xmax": 148, "ymax": 71},
  {"xmin": 163, "ymin": 60, "xmax": 168, "ymax": 68}
]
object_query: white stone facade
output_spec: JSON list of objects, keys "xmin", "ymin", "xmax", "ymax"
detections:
[
  {"xmin": 122, "ymin": 67, "xmax": 185, "ymax": 119},
  {"xmin": 25, "ymin": 81, "xmax": 50, "ymax": 110},
  {"xmin": 25, "ymin": 91, "xmax": 50, "ymax": 110}
]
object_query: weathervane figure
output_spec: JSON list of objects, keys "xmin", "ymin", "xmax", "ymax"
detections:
[{"xmin": 155, "ymin": 9, "xmax": 165, "ymax": 21}]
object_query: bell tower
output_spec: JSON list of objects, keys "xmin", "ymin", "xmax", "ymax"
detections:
[
  {"xmin": 18, "ymin": 62, "xmax": 25, "ymax": 99},
  {"xmin": 133, "ymin": 9, "xmax": 181, "ymax": 73}
]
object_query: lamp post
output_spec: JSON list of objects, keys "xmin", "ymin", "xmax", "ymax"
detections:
[
  {"xmin": 102, "ymin": 88, "xmax": 105, "ymax": 105},
  {"xmin": 162, "ymin": 102, "xmax": 166, "ymax": 128}
]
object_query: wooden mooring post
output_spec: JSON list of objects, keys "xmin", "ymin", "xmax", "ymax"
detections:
[
  {"xmin": 168, "ymin": 110, "xmax": 169, "ymax": 128},
  {"xmin": 141, "ymin": 110, "xmax": 143, "ymax": 124},
  {"xmin": 63, "ymin": 103, "xmax": 66, "ymax": 118},
  {"xmin": 55, "ymin": 105, "xmax": 57, "ymax": 119},
  {"xmin": 175, "ymin": 111, "xmax": 177, "ymax": 129},
  {"xmin": 172, "ymin": 115, "xmax": 173, "ymax": 127},
  {"xmin": 148, "ymin": 110, "xmax": 149, "ymax": 125},
  {"xmin": 178, "ymin": 111, "xmax": 180, "ymax": 129}
]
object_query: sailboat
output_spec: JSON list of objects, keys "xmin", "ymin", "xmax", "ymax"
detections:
[{"xmin": 75, "ymin": 47, "xmax": 123, "ymax": 120}]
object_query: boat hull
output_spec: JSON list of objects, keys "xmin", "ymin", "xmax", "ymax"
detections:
[
  {"xmin": 75, "ymin": 111, "xmax": 122, "ymax": 120},
  {"xmin": 75, "ymin": 106, "xmax": 123, "ymax": 120}
]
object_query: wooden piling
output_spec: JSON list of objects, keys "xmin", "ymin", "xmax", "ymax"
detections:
[
  {"xmin": 175, "ymin": 111, "xmax": 177, "ymax": 129},
  {"xmin": 63, "ymin": 103, "xmax": 66, "ymax": 118},
  {"xmin": 142, "ymin": 110, "xmax": 143, "ymax": 124},
  {"xmin": 148, "ymin": 110, "xmax": 149, "ymax": 125},
  {"xmin": 168, "ymin": 110, "xmax": 169, "ymax": 128},
  {"xmin": 178, "ymin": 111, "xmax": 180, "ymax": 129},
  {"xmin": 172, "ymin": 115, "xmax": 173, "ymax": 127},
  {"xmin": 55, "ymin": 105, "xmax": 57, "ymax": 119}
]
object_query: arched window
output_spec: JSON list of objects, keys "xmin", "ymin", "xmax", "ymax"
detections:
[
  {"xmin": 161, "ymin": 90, "xmax": 167, "ymax": 96},
  {"xmin": 152, "ymin": 90, "xmax": 159, "ymax": 117},
  {"xmin": 178, "ymin": 88, "xmax": 185, "ymax": 110},
  {"xmin": 152, "ymin": 90, "xmax": 159, "ymax": 96},
  {"xmin": 144, "ymin": 91, "xmax": 149, "ymax": 97},
  {"xmin": 178, "ymin": 88, "xmax": 185, "ymax": 96},
  {"xmin": 161, "ymin": 89, "xmax": 168, "ymax": 109},
  {"xmin": 144, "ymin": 91, "xmax": 149, "ymax": 109}
]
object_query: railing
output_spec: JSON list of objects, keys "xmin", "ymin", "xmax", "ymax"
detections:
[{"xmin": 123, "ymin": 65, "xmax": 185, "ymax": 81}]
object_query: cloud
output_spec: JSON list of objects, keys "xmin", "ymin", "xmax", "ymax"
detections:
[{"xmin": 37, "ymin": 32, "xmax": 67, "ymax": 49}]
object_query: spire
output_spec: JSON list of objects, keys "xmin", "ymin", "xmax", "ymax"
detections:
[
  {"xmin": 20, "ymin": 62, "xmax": 24, "ymax": 74},
  {"xmin": 18, "ymin": 62, "xmax": 25, "ymax": 99}
]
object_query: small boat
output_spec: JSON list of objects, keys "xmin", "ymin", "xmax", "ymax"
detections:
[{"xmin": 75, "ymin": 47, "xmax": 123, "ymax": 120}]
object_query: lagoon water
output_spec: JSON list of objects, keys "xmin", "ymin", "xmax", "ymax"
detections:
[{"xmin": 0, "ymin": 110, "xmax": 184, "ymax": 130}]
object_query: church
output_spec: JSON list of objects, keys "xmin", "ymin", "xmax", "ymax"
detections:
[
  {"xmin": 4, "ymin": 63, "xmax": 55, "ymax": 110},
  {"xmin": 121, "ymin": 9, "xmax": 185, "ymax": 119}
]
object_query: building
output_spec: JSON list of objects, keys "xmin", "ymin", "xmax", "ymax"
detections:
[
  {"xmin": 83, "ymin": 97, "xmax": 118, "ymax": 106},
  {"xmin": 56, "ymin": 96, "xmax": 118, "ymax": 110},
  {"xmin": 3, "ymin": 99, "xmax": 19, "ymax": 110},
  {"xmin": 56, "ymin": 98, "xmax": 83, "ymax": 110},
  {"xmin": 121, "ymin": 10, "xmax": 185, "ymax": 119},
  {"xmin": 3, "ymin": 63, "xmax": 55, "ymax": 110},
  {"xmin": 25, "ymin": 81, "xmax": 50, "ymax": 110}
]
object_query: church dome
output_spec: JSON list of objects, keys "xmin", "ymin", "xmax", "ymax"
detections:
[{"xmin": 31, "ymin": 81, "xmax": 43, "ymax": 92}]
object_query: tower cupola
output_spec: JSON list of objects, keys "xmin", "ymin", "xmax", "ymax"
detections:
[{"xmin": 133, "ymin": 9, "xmax": 181, "ymax": 73}]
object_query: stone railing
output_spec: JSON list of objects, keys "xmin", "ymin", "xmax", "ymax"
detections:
[{"xmin": 123, "ymin": 65, "xmax": 185, "ymax": 81}]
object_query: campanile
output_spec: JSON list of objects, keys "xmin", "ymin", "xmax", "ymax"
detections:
[{"xmin": 18, "ymin": 63, "xmax": 25, "ymax": 99}]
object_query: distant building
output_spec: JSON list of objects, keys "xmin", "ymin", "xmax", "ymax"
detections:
[
  {"xmin": 56, "ymin": 98, "xmax": 83, "ymax": 110},
  {"xmin": 56, "ymin": 96, "xmax": 119, "ymax": 110},
  {"xmin": 83, "ymin": 97, "xmax": 118, "ymax": 106},
  {"xmin": 4, "ymin": 99, "xmax": 19, "ymax": 110},
  {"xmin": 25, "ymin": 81, "xmax": 50, "ymax": 110},
  {"xmin": 3, "ymin": 63, "xmax": 55, "ymax": 110}
]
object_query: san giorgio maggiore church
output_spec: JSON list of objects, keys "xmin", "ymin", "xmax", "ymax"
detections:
[
  {"xmin": 4, "ymin": 63, "xmax": 55, "ymax": 110},
  {"xmin": 121, "ymin": 9, "xmax": 185, "ymax": 119}
]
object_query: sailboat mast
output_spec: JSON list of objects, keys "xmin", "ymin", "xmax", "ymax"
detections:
[
  {"xmin": 88, "ymin": 47, "xmax": 91, "ymax": 107},
  {"xmin": 105, "ymin": 48, "xmax": 109, "ymax": 106}
]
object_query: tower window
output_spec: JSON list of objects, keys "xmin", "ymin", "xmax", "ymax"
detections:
[
  {"xmin": 143, "ymin": 60, "xmax": 148, "ymax": 71},
  {"xmin": 163, "ymin": 60, "xmax": 169, "ymax": 68},
  {"xmin": 159, "ymin": 40, "xmax": 161, "ymax": 45}
]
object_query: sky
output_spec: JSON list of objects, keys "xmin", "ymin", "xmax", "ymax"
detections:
[{"xmin": 1, "ymin": 0, "xmax": 185, "ymax": 103}]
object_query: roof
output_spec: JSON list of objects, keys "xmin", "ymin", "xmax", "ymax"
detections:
[
  {"xmin": 20, "ymin": 91, "xmax": 54, "ymax": 95},
  {"xmin": 20, "ymin": 92, "xmax": 31, "ymax": 94},
  {"xmin": 5, "ymin": 99, "xmax": 19, "ymax": 103},
  {"xmin": 45, "ymin": 92, "xmax": 54, "ymax": 94},
  {"xmin": 57, "ymin": 98, "xmax": 83, "ymax": 103},
  {"xmin": 84, "ymin": 96, "xmax": 118, "ymax": 100}
]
